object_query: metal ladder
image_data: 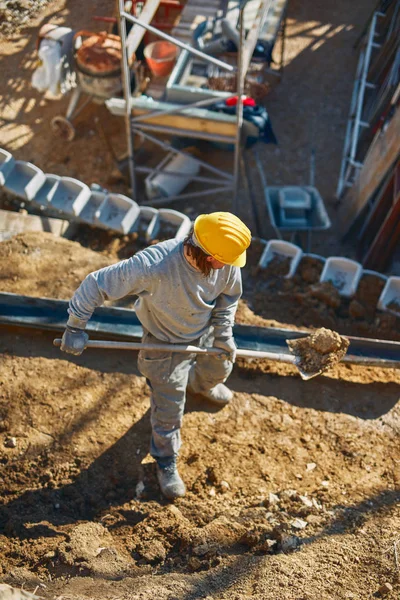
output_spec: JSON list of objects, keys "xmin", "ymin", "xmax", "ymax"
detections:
[{"xmin": 336, "ymin": 10, "xmax": 385, "ymax": 199}]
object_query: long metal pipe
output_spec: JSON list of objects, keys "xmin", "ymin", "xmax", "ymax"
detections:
[
  {"xmin": 118, "ymin": 0, "xmax": 137, "ymax": 199},
  {"xmin": 131, "ymin": 94, "xmax": 237, "ymax": 124},
  {"xmin": 233, "ymin": 8, "xmax": 245, "ymax": 211},
  {"xmin": 53, "ymin": 338, "xmax": 297, "ymax": 365},
  {"xmin": 122, "ymin": 10, "xmax": 235, "ymax": 72}
]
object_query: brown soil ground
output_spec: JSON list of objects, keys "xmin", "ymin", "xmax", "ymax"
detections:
[
  {"xmin": 1, "ymin": 1, "xmax": 400, "ymax": 600},
  {"xmin": 1, "ymin": 232, "xmax": 400, "ymax": 600}
]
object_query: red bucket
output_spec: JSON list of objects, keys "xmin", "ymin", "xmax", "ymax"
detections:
[{"xmin": 144, "ymin": 40, "xmax": 178, "ymax": 77}]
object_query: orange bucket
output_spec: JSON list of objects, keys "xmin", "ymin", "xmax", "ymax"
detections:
[{"xmin": 144, "ymin": 40, "xmax": 178, "ymax": 77}]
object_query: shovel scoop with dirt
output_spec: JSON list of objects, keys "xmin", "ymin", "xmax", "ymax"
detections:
[{"xmin": 287, "ymin": 327, "xmax": 350, "ymax": 379}]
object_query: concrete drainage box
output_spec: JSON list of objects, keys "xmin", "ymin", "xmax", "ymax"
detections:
[
  {"xmin": 3, "ymin": 161, "xmax": 46, "ymax": 201},
  {"xmin": 145, "ymin": 152, "xmax": 200, "ymax": 201},
  {"xmin": 78, "ymin": 191, "xmax": 108, "ymax": 227},
  {"xmin": 158, "ymin": 208, "xmax": 192, "ymax": 241},
  {"xmin": 378, "ymin": 277, "xmax": 400, "ymax": 316},
  {"xmin": 94, "ymin": 194, "xmax": 140, "ymax": 234},
  {"xmin": 258, "ymin": 240, "xmax": 303, "ymax": 278},
  {"xmin": 31, "ymin": 174, "xmax": 61, "ymax": 209},
  {"xmin": 48, "ymin": 177, "xmax": 91, "ymax": 216},
  {"xmin": 0, "ymin": 149, "xmax": 15, "ymax": 186},
  {"xmin": 320, "ymin": 257, "xmax": 363, "ymax": 297}
]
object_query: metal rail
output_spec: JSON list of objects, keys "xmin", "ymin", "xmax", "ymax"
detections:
[{"xmin": 1, "ymin": 293, "xmax": 399, "ymax": 369}]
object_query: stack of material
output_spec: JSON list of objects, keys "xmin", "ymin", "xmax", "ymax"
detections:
[{"xmin": 338, "ymin": 0, "xmax": 400, "ymax": 271}]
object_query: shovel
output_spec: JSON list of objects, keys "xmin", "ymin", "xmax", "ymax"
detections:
[{"xmin": 53, "ymin": 336, "xmax": 343, "ymax": 380}]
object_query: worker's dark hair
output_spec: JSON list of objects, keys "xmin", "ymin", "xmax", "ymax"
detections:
[{"xmin": 184, "ymin": 227, "xmax": 213, "ymax": 277}]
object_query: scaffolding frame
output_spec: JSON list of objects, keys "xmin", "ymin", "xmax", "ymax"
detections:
[{"xmin": 116, "ymin": 0, "xmax": 273, "ymax": 209}]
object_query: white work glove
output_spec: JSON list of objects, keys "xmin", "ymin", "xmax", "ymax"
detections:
[
  {"xmin": 60, "ymin": 326, "xmax": 89, "ymax": 356},
  {"xmin": 213, "ymin": 327, "xmax": 237, "ymax": 363},
  {"xmin": 60, "ymin": 315, "xmax": 89, "ymax": 356}
]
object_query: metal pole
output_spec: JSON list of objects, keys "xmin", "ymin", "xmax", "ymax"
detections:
[
  {"xmin": 122, "ymin": 11, "xmax": 235, "ymax": 72},
  {"xmin": 131, "ymin": 94, "xmax": 237, "ymax": 124},
  {"xmin": 135, "ymin": 128, "xmax": 234, "ymax": 180},
  {"xmin": 118, "ymin": 0, "xmax": 137, "ymax": 199},
  {"xmin": 233, "ymin": 8, "xmax": 245, "ymax": 212}
]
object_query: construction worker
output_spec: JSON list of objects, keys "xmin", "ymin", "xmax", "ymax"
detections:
[{"xmin": 60, "ymin": 212, "xmax": 251, "ymax": 500}]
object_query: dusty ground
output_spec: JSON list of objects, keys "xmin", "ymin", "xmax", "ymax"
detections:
[
  {"xmin": 1, "ymin": 1, "xmax": 400, "ymax": 599},
  {"xmin": 0, "ymin": 233, "xmax": 400, "ymax": 600}
]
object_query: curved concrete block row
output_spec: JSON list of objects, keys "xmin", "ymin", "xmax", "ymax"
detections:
[
  {"xmin": 256, "ymin": 238, "xmax": 400, "ymax": 318},
  {"xmin": 0, "ymin": 148, "xmax": 192, "ymax": 242}
]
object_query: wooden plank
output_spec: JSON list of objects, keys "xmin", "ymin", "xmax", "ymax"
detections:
[
  {"xmin": 132, "ymin": 107, "xmax": 238, "ymax": 137},
  {"xmin": 126, "ymin": 0, "xmax": 162, "ymax": 59},
  {"xmin": 107, "ymin": 97, "xmax": 259, "ymax": 139},
  {"xmin": 340, "ymin": 104, "xmax": 400, "ymax": 234},
  {"xmin": 358, "ymin": 169, "xmax": 395, "ymax": 251},
  {"xmin": 363, "ymin": 161, "xmax": 400, "ymax": 270}
]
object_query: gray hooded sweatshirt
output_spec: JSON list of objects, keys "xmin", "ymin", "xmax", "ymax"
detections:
[{"xmin": 68, "ymin": 238, "xmax": 242, "ymax": 343}]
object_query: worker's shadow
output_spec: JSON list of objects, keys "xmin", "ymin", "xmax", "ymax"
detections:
[
  {"xmin": 229, "ymin": 365, "xmax": 400, "ymax": 420},
  {"xmin": 0, "ymin": 406, "xmax": 167, "ymax": 541}
]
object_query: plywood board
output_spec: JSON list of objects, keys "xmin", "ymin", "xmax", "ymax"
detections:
[{"xmin": 340, "ymin": 104, "xmax": 400, "ymax": 234}]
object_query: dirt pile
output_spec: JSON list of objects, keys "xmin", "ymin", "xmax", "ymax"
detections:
[
  {"xmin": 0, "ymin": 231, "xmax": 114, "ymax": 298},
  {"xmin": 0, "ymin": 0, "xmax": 51, "ymax": 36},
  {"xmin": 287, "ymin": 327, "xmax": 350, "ymax": 376},
  {"xmin": 245, "ymin": 251, "xmax": 400, "ymax": 341}
]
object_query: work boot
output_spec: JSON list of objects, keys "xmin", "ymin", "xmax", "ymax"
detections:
[
  {"xmin": 187, "ymin": 367, "xmax": 233, "ymax": 406},
  {"xmin": 156, "ymin": 460, "xmax": 186, "ymax": 500}
]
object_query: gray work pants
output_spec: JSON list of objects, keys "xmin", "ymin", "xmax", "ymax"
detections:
[{"xmin": 137, "ymin": 328, "xmax": 232, "ymax": 461}]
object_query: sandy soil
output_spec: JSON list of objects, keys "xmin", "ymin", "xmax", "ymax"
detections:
[
  {"xmin": 1, "ymin": 1, "xmax": 400, "ymax": 599},
  {"xmin": 0, "ymin": 232, "xmax": 400, "ymax": 600}
]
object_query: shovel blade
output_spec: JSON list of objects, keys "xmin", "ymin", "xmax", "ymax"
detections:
[{"xmin": 296, "ymin": 362, "xmax": 324, "ymax": 380}]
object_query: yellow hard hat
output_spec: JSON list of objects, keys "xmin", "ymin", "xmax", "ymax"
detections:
[{"xmin": 193, "ymin": 212, "xmax": 251, "ymax": 267}]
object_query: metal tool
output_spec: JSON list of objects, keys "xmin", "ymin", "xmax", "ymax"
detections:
[{"xmin": 53, "ymin": 338, "xmax": 325, "ymax": 380}]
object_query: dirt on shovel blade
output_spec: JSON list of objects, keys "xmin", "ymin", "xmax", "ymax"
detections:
[{"xmin": 287, "ymin": 327, "xmax": 350, "ymax": 375}]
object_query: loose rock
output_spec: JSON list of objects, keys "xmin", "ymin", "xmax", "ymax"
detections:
[
  {"xmin": 378, "ymin": 582, "xmax": 393, "ymax": 596},
  {"xmin": 4, "ymin": 436, "xmax": 17, "ymax": 448},
  {"xmin": 291, "ymin": 518, "xmax": 308, "ymax": 530},
  {"xmin": 268, "ymin": 492, "xmax": 280, "ymax": 505},
  {"xmin": 279, "ymin": 535, "xmax": 301, "ymax": 553},
  {"xmin": 299, "ymin": 495, "xmax": 313, "ymax": 508}
]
